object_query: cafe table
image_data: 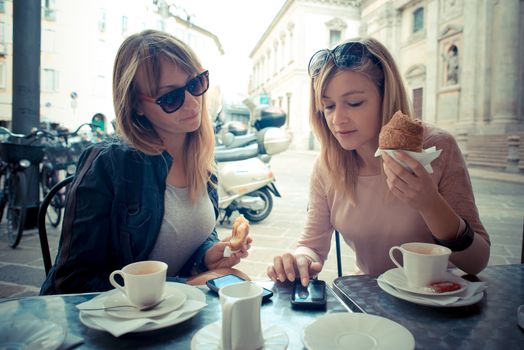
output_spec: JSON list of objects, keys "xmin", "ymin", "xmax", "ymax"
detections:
[
  {"xmin": 333, "ymin": 264, "xmax": 524, "ymax": 350},
  {"xmin": 0, "ymin": 280, "xmax": 349, "ymax": 349}
]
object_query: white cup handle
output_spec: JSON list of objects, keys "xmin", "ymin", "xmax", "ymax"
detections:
[
  {"xmin": 221, "ymin": 300, "xmax": 234, "ymax": 350},
  {"xmin": 109, "ymin": 270, "xmax": 126, "ymax": 295},
  {"xmin": 389, "ymin": 246, "xmax": 404, "ymax": 269}
]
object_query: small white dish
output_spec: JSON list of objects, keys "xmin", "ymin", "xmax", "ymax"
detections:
[
  {"xmin": 303, "ymin": 313, "xmax": 414, "ymax": 350},
  {"xmin": 79, "ymin": 282, "xmax": 205, "ymax": 333},
  {"xmin": 103, "ymin": 289, "xmax": 187, "ymax": 319},
  {"xmin": 191, "ymin": 322, "xmax": 288, "ymax": 350},
  {"xmin": 383, "ymin": 268, "xmax": 467, "ymax": 296},
  {"xmin": 375, "ymin": 146, "xmax": 442, "ymax": 173},
  {"xmin": 518, "ymin": 305, "xmax": 524, "ymax": 329},
  {"xmin": 0, "ymin": 318, "xmax": 66, "ymax": 350},
  {"xmin": 377, "ymin": 278, "xmax": 484, "ymax": 307}
]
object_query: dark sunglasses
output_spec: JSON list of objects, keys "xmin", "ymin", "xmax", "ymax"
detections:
[
  {"xmin": 308, "ymin": 42, "xmax": 380, "ymax": 78},
  {"xmin": 139, "ymin": 70, "xmax": 209, "ymax": 114}
]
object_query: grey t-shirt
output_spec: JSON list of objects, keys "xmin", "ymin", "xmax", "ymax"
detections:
[{"xmin": 149, "ymin": 184, "xmax": 216, "ymax": 276}]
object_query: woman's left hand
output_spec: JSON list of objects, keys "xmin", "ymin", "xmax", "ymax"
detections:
[
  {"xmin": 204, "ymin": 235, "xmax": 253, "ymax": 270},
  {"xmin": 382, "ymin": 151, "xmax": 440, "ymax": 211}
]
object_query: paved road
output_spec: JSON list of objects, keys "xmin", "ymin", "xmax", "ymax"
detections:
[{"xmin": 0, "ymin": 150, "xmax": 522, "ymax": 298}]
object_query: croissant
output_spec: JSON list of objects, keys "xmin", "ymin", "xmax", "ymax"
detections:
[
  {"xmin": 230, "ymin": 216, "xmax": 250, "ymax": 250},
  {"xmin": 378, "ymin": 111, "xmax": 423, "ymax": 152}
]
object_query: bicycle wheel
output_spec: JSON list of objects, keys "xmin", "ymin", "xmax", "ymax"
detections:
[
  {"xmin": 0, "ymin": 171, "xmax": 7, "ymax": 223},
  {"xmin": 7, "ymin": 171, "xmax": 27, "ymax": 248},
  {"xmin": 41, "ymin": 166, "xmax": 61, "ymax": 227}
]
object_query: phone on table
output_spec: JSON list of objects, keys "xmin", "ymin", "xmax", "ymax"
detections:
[
  {"xmin": 206, "ymin": 274, "xmax": 274, "ymax": 303},
  {"xmin": 291, "ymin": 279, "xmax": 327, "ymax": 309}
]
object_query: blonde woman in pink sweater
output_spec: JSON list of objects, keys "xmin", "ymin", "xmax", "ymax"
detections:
[{"xmin": 267, "ymin": 38, "xmax": 490, "ymax": 287}]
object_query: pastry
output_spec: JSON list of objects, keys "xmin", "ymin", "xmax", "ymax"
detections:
[
  {"xmin": 229, "ymin": 216, "xmax": 250, "ymax": 250},
  {"xmin": 378, "ymin": 111, "xmax": 424, "ymax": 152}
]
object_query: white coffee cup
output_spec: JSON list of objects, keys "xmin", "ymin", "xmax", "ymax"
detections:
[
  {"xmin": 109, "ymin": 260, "xmax": 167, "ymax": 309},
  {"xmin": 219, "ymin": 281, "xmax": 264, "ymax": 350},
  {"xmin": 389, "ymin": 242, "xmax": 451, "ymax": 288}
]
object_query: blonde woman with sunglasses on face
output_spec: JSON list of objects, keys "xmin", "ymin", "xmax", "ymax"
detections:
[
  {"xmin": 267, "ymin": 38, "xmax": 490, "ymax": 287},
  {"xmin": 41, "ymin": 30, "xmax": 251, "ymax": 294}
]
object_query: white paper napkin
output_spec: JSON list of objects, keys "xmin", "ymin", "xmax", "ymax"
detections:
[
  {"xmin": 78, "ymin": 297, "xmax": 207, "ymax": 337},
  {"xmin": 223, "ymin": 245, "xmax": 240, "ymax": 257},
  {"xmin": 374, "ymin": 147, "xmax": 442, "ymax": 173},
  {"xmin": 377, "ymin": 274, "xmax": 487, "ymax": 306}
]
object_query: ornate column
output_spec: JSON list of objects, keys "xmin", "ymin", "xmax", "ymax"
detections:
[
  {"xmin": 425, "ymin": 0, "xmax": 439, "ymax": 124},
  {"xmin": 458, "ymin": 0, "xmax": 478, "ymax": 130},
  {"xmin": 490, "ymin": 0, "xmax": 520, "ymax": 131}
]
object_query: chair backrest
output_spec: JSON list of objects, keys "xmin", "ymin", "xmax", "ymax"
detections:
[
  {"xmin": 335, "ymin": 230, "xmax": 342, "ymax": 277},
  {"xmin": 38, "ymin": 175, "xmax": 74, "ymax": 275}
]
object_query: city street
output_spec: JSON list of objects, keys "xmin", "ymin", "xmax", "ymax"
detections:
[{"xmin": 0, "ymin": 150, "xmax": 523, "ymax": 298}]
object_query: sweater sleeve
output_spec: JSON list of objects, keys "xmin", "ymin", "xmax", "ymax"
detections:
[
  {"xmin": 426, "ymin": 129, "xmax": 490, "ymax": 273},
  {"xmin": 295, "ymin": 158, "xmax": 335, "ymax": 264}
]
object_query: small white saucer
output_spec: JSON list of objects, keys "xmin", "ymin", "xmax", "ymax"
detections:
[
  {"xmin": 79, "ymin": 282, "xmax": 206, "ymax": 334},
  {"xmin": 303, "ymin": 313, "xmax": 414, "ymax": 350},
  {"xmin": 0, "ymin": 318, "xmax": 66, "ymax": 350},
  {"xmin": 191, "ymin": 322, "xmax": 288, "ymax": 350},
  {"xmin": 383, "ymin": 268, "xmax": 466, "ymax": 296},
  {"xmin": 518, "ymin": 305, "xmax": 524, "ymax": 329},
  {"xmin": 377, "ymin": 278, "xmax": 484, "ymax": 307},
  {"xmin": 103, "ymin": 289, "xmax": 187, "ymax": 319}
]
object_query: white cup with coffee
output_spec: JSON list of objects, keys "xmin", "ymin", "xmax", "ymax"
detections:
[
  {"xmin": 219, "ymin": 281, "xmax": 264, "ymax": 350},
  {"xmin": 389, "ymin": 242, "xmax": 451, "ymax": 288},
  {"xmin": 109, "ymin": 260, "xmax": 168, "ymax": 309}
]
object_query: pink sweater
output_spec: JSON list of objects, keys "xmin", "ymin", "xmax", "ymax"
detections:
[{"xmin": 296, "ymin": 126, "xmax": 490, "ymax": 276}]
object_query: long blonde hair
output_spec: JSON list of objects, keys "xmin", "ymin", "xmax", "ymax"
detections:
[
  {"xmin": 112, "ymin": 29, "xmax": 215, "ymax": 202},
  {"xmin": 309, "ymin": 37, "xmax": 412, "ymax": 203}
]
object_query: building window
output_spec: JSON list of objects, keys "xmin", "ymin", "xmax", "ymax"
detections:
[
  {"xmin": 280, "ymin": 38, "xmax": 285, "ymax": 70},
  {"xmin": 0, "ymin": 22, "xmax": 6, "ymax": 57},
  {"xmin": 0, "ymin": 61, "xmax": 6, "ymax": 88},
  {"xmin": 94, "ymin": 75, "xmax": 106, "ymax": 96},
  {"xmin": 412, "ymin": 7, "xmax": 424, "ymax": 33},
  {"xmin": 121, "ymin": 16, "xmax": 128, "ymax": 35},
  {"xmin": 329, "ymin": 30, "xmax": 341, "ymax": 48},
  {"xmin": 0, "ymin": 0, "xmax": 5, "ymax": 13},
  {"xmin": 274, "ymin": 44, "xmax": 279, "ymax": 74},
  {"xmin": 0, "ymin": 21, "xmax": 5, "ymax": 43},
  {"xmin": 412, "ymin": 88, "xmax": 423, "ymax": 119},
  {"xmin": 42, "ymin": 68, "xmax": 59, "ymax": 92},
  {"xmin": 43, "ymin": 0, "xmax": 56, "ymax": 21},
  {"xmin": 98, "ymin": 9, "xmax": 107, "ymax": 33},
  {"xmin": 156, "ymin": 20, "xmax": 165, "ymax": 31},
  {"xmin": 42, "ymin": 29, "xmax": 56, "ymax": 53}
]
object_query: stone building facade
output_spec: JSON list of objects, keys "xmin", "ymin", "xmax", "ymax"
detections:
[
  {"xmin": 248, "ymin": 0, "xmax": 361, "ymax": 150},
  {"xmin": 361, "ymin": 0, "xmax": 523, "ymax": 136},
  {"xmin": 250, "ymin": 0, "xmax": 523, "ymax": 157},
  {"xmin": 0, "ymin": 0, "xmax": 223, "ymax": 131}
]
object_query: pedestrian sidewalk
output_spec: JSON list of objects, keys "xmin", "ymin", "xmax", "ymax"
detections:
[{"xmin": 0, "ymin": 150, "xmax": 522, "ymax": 299}]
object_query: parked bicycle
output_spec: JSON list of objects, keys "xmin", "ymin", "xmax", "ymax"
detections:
[{"xmin": 0, "ymin": 127, "xmax": 46, "ymax": 248}]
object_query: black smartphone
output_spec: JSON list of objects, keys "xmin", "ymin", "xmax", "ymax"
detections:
[
  {"xmin": 205, "ymin": 274, "xmax": 274, "ymax": 302},
  {"xmin": 291, "ymin": 279, "xmax": 327, "ymax": 309}
]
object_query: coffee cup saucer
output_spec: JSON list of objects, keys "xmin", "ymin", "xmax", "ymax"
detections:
[
  {"xmin": 102, "ymin": 288, "xmax": 187, "ymax": 319},
  {"xmin": 382, "ymin": 268, "xmax": 467, "ymax": 296},
  {"xmin": 190, "ymin": 321, "xmax": 288, "ymax": 350},
  {"xmin": 303, "ymin": 313, "xmax": 414, "ymax": 350}
]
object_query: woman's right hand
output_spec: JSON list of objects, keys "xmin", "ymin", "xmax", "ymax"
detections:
[{"xmin": 267, "ymin": 252, "xmax": 323, "ymax": 287}]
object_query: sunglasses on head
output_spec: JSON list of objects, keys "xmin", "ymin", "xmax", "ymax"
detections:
[
  {"xmin": 308, "ymin": 42, "xmax": 380, "ymax": 78},
  {"xmin": 139, "ymin": 70, "xmax": 209, "ymax": 114}
]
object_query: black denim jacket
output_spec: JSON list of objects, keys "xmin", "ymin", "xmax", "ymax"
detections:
[{"xmin": 40, "ymin": 142, "xmax": 219, "ymax": 294}]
